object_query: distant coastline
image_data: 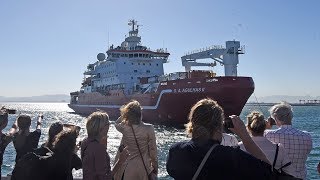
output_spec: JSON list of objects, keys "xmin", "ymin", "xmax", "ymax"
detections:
[
  {"xmin": 246, "ymin": 102, "xmax": 320, "ymax": 106},
  {"xmin": 0, "ymin": 94, "xmax": 69, "ymax": 103}
]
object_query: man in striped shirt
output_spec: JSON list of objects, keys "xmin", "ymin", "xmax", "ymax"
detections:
[{"xmin": 265, "ymin": 102, "xmax": 312, "ymax": 180}]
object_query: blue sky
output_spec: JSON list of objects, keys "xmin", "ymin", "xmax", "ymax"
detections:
[{"xmin": 1, "ymin": 0, "xmax": 319, "ymax": 97}]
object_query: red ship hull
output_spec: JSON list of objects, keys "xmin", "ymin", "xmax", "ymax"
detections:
[{"xmin": 68, "ymin": 76, "xmax": 254, "ymax": 124}]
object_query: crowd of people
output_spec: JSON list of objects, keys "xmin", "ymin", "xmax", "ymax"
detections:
[{"xmin": 0, "ymin": 99, "xmax": 315, "ymax": 180}]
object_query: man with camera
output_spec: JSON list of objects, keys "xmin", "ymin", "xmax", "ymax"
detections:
[{"xmin": 264, "ymin": 102, "xmax": 312, "ymax": 180}]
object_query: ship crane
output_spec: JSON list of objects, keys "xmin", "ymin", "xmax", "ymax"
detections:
[{"xmin": 181, "ymin": 41, "xmax": 245, "ymax": 77}]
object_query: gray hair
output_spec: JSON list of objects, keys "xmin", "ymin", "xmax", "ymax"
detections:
[{"xmin": 269, "ymin": 102, "xmax": 293, "ymax": 124}]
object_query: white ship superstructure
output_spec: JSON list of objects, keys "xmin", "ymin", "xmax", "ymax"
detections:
[{"xmin": 79, "ymin": 20, "xmax": 169, "ymax": 99}]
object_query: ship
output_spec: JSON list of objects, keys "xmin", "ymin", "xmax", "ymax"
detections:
[{"xmin": 68, "ymin": 20, "xmax": 255, "ymax": 124}]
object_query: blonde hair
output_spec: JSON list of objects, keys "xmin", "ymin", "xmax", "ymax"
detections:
[
  {"xmin": 86, "ymin": 111, "xmax": 109, "ymax": 139},
  {"xmin": 120, "ymin": 100, "xmax": 142, "ymax": 125},
  {"xmin": 186, "ymin": 98, "xmax": 224, "ymax": 139},
  {"xmin": 246, "ymin": 111, "xmax": 266, "ymax": 135}
]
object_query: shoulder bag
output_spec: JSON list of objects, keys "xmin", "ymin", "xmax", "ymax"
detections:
[
  {"xmin": 272, "ymin": 144, "xmax": 300, "ymax": 180},
  {"xmin": 192, "ymin": 143, "xmax": 218, "ymax": 180},
  {"xmin": 131, "ymin": 125, "xmax": 157, "ymax": 180}
]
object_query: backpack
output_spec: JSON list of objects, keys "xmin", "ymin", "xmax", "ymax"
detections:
[
  {"xmin": 272, "ymin": 144, "xmax": 300, "ymax": 180},
  {"xmin": 11, "ymin": 146, "xmax": 55, "ymax": 180}
]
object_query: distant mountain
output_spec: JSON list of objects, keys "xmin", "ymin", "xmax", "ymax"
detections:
[
  {"xmin": 0, "ymin": 94, "xmax": 70, "ymax": 102},
  {"xmin": 248, "ymin": 95, "xmax": 320, "ymax": 103}
]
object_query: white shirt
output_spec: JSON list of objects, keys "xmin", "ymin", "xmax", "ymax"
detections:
[
  {"xmin": 221, "ymin": 133, "xmax": 239, "ymax": 147},
  {"xmin": 239, "ymin": 136, "xmax": 294, "ymax": 176},
  {"xmin": 264, "ymin": 125, "xmax": 312, "ymax": 180}
]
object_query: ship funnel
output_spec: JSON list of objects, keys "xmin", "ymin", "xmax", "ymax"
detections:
[{"xmin": 97, "ymin": 53, "xmax": 106, "ymax": 61}]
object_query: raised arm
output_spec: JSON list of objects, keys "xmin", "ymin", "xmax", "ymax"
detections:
[
  {"xmin": 114, "ymin": 116, "xmax": 124, "ymax": 132},
  {"xmin": 9, "ymin": 118, "xmax": 18, "ymax": 135},
  {"xmin": 36, "ymin": 114, "xmax": 43, "ymax": 130},
  {"xmin": 230, "ymin": 115, "xmax": 270, "ymax": 164}
]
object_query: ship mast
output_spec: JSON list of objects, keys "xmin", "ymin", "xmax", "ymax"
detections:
[{"xmin": 125, "ymin": 19, "xmax": 141, "ymax": 50}]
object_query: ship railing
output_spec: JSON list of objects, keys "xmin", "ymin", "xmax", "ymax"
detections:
[
  {"xmin": 238, "ymin": 45, "xmax": 245, "ymax": 54},
  {"xmin": 184, "ymin": 45, "xmax": 225, "ymax": 56}
]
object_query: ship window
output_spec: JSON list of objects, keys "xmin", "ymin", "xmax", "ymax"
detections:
[
  {"xmin": 132, "ymin": 63, "xmax": 134, "ymax": 65},
  {"xmin": 149, "ymin": 63, "xmax": 151, "ymax": 66},
  {"xmin": 134, "ymin": 70, "xmax": 137, "ymax": 73},
  {"xmin": 134, "ymin": 54, "xmax": 138, "ymax": 57},
  {"xmin": 146, "ymin": 70, "xmax": 150, "ymax": 73},
  {"xmin": 131, "ymin": 77, "xmax": 133, "ymax": 79},
  {"xmin": 156, "ymin": 64, "xmax": 159, "ymax": 66},
  {"xmin": 129, "ymin": 54, "xmax": 133, "ymax": 58},
  {"xmin": 143, "ymin": 63, "xmax": 145, "ymax": 65},
  {"xmin": 124, "ymin": 62, "xmax": 126, "ymax": 64},
  {"xmin": 138, "ymin": 63, "xmax": 140, "ymax": 65},
  {"xmin": 139, "ymin": 54, "xmax": 142, "ymax": 57}
]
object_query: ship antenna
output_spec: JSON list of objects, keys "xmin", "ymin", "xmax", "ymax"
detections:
[{"xmin": 108, "ymin": 31, "xmax": 110, "ymax": 50}]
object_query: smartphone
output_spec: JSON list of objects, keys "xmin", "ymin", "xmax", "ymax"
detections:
[
  {"xmin": 7, "ymin": 109, "xmax": 16, "ymax": 114},
  {"xmin": 223, "ymin": 117, "xmax": 234, "ymax": 128}
]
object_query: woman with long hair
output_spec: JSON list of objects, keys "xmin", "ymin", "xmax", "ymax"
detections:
[
  {"xmin": 48, "ymin": 127, "xmax": 78, "ymax": 180},
  {"xmin": 43, "ymin": 122, "xmax": 82, "ymax": 179},
  {"xmin": 114, "ymin": 100, "xmax": 158, "ymax": 180},
  {"xmin": 166, "ymin": 98, "xmax": 273, "ymax": 179}
]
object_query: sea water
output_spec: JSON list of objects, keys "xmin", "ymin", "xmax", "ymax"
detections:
[{"xmin": 1, "ymin": 103, "xmax": 319, "ymax": 179}]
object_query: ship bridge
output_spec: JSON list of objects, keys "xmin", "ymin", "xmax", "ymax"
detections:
[{"xmin": 81, "ymin": 19, "xmax": 170, "ymax": 95}]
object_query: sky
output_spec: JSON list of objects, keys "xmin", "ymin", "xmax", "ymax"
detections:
[{"xmin": 1, "ymin": 0, "xmax": 320, "ymax": 98}]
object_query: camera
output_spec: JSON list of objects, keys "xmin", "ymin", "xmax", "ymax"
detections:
[
  {"xmin": 7, "ymin": 109, "xmax": 16, "ymax": 114},
  {"xmin": 1, "ymin": 108, "xmax": 16, "ymax": 114},
  {"xmin": 223, "ymin": 117, "xmax": 234, "ymax": 129},
  {"xmin": 268, "ymin": 116, "xmax": 276, "ymax": 125}
]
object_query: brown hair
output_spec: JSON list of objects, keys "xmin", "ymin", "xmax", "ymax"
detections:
[
  {"xmin": 120, "ymin": 100, "xmax": 142, "ymax": 125},
  {"xmin": 246, "ymin": 111, "xmax": 266, "ymax": 135},
  {"xmin": 17, "ymin": 115, "xmax": 31, "ymax": 130},
  {"xmin": 45, "ymin": 122, "xmax": 64, "ymax": 149},
  {"xmin": 52, "ymin": 127, "xmax": 77, "ymax": 154},
  {"xmin": 14, "ymin": 115, "xmax": 32, "ymax": 149},
  {"xmin": 186, "ymin": 98, "xmax": 224, "ymax": 139}
]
